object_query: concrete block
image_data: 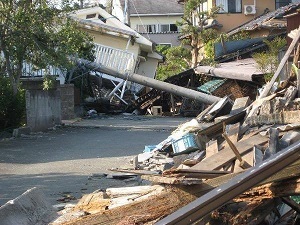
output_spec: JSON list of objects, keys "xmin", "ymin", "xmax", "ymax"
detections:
[
  {"xmin": 0, "ymin": 187, "xmax": 58, "ymax": 225},
  {"xmin": 230, "ymin": 96, "xmax": 251, "ymax": 115},
  {"xmin": 12, "ymin": 126, "xmax": 31, "ymax": 138},
  {"xmin": 152, "ymin": 106, "xmax": 162, "ymax": 116}
]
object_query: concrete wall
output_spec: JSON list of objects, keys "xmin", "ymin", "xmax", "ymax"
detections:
[
  {"xmin": 144, "ymin": 33, "xmax": 181, "ymax": 46},
  {"xmin": 23, "ymin": 79, "xmax": 61, "ymax": 132},
  {"xmin": 60, "ymin": 84, "xmax": 75, "ymax": 120}
]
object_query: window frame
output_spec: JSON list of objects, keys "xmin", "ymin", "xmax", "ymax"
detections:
[{"xmin": 216, "ymin": 0, "xmax": 242, "ymax": 14}]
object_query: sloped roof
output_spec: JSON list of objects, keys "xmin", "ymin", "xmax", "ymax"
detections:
[
  {"xmin": 228, "ymin": 3, "xmax": 300, "ymax": 36},
  {"xmin": 119, "ymin": 0, "xmax": 184, "ymax": 16},
  {"xmin": 69, "ymin": 7, "xmax": 153, "ymax": 52}
]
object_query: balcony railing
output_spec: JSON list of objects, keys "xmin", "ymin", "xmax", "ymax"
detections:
[
  {"xmin": 20, "ymin": 43, "xmax": 136, "ymax": 79},
  {"xmin": 94, "ymin": 43, "xmax": 136, "ymax": 75}
]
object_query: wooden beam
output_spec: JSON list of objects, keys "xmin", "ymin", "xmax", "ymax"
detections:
[
  {"xmin": 191, "ymin": 134, "xmax": 268, "ymax": 171},
  {"xmin": 222, "ymin": 133, "xmax": 251, "ymax": 169}
]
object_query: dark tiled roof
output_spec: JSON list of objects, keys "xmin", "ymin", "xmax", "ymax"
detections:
[
  {"xmin": 119, "ymin": 0, "xmax": 184, "ymax": 15},
  {"xmin": 228, "ymin": 3, "xmax": 300, "ymax": 35}
]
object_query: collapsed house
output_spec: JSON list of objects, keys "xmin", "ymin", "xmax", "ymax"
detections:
[{"xmin": 47, "ymin": 27, "xmax": 300, "ymax": 225}]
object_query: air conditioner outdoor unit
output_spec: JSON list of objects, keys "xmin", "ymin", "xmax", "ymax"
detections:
[{"xmin": 244, "ymin": 5, "xmax": 256, "ymax": 15}]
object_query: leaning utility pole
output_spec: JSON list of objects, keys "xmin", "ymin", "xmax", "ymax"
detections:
[{"xmin": 77, "ymin": 58, "xmax": 221, "ymax": 105}]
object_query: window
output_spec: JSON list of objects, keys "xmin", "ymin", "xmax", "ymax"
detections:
[
  {"xmin": 86, "ymin": 13, "xmax": 96, "ymax": 19},
  {"xmin": 170, "ymin": 24, "xmax": 178, "ymax": 32},
  {"xmin": 160, "ymin": 24, "xmax": 170, "ymax": 32},
  {"xmin": 136, "ymin": 24, "xmax": 178, "ymax": 33},
  {"xmin": 216, "ymin": 0, "xmax": 242, "ymax": 13}
]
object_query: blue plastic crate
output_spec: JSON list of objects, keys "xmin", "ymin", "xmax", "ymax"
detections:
[
  {"xmin": 144, "ymin": 145, "xmax": 157, "ymax": 152},
  {"xmin": 172, "ymin": 134, "xmax": 199, "ymax": 154}
]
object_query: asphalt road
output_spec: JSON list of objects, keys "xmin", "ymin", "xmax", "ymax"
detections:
[{"xmin": 0, "ymin": 115, "xmax": 189, "ymax": 206}]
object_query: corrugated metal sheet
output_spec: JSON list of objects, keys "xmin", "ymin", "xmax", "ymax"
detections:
[
  {"xmin": 214, "ymin": 37, "xmax": 264, "ymax": 58},
  {"xmin": 197, "ymin": 79, "xmax": 226, "ymax": 94},
  {"xmin": 194, "ymin": 58, "xmax": 264, "ymax": 82}
]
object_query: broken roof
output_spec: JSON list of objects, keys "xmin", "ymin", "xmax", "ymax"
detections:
[
  {"xmin": 119, "ymin": 0, "xmax": 184, "ymax": 16},
  {"xmin": 69, "ymin": 6, "xmax": 154, "ymax": 52},
  {"xmin": 228, "ymin": 3, "xmax": 300, "ymax": 36},
  {"xmin": 194, "ymin": 58, "xmax": 263, "ymax": 82}
]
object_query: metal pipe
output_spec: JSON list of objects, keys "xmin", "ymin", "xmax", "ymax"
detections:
[
  {"xmin": 107, "ymin": 80, "xmax": 125, "ymax": 99},
  {"xmin": 78, "ymin": 58, "xmax": 221, "ymax": 105}
]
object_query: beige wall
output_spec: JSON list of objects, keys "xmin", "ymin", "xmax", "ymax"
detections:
[
  {"xmin": 212, "ymin": 0, "xmax": 276, "ymax": 33},
  {"xmin": 82, "ymin": 28, "xmax": 140, "ymax": 57},
  {"xmin": 136, "ymin": 57, "xmax": 159, "ymax": 79}
]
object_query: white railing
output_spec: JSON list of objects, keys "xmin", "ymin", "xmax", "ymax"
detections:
[
  {"xmin": 22, "ymin": 64, "xmax": 64, "ymax": 77},
  {"xmin": 16, "ymin": 43, "xmax": 136, "ymax": 81},
  {"xmin": 93, "ymin": 43, "xmax": 136, "ymax": 75}
]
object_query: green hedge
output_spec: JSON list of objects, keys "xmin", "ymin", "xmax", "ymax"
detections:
[{"xmin": 0, "ymin": 76, "xmax": 26, "ymax": 131}]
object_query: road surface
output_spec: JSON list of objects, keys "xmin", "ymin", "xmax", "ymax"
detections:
[{"xmin": 0, "ymin": 114, "xmax": 189, "ymax": 206}]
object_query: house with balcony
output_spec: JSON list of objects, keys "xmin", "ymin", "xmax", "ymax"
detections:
[
  {"xmin": 68, "ymin": 6, "xmax": 163, "ymax": 106},
  {"xmin": 112, "ymin": 0, "xmax": 184, "ymax": 47}
]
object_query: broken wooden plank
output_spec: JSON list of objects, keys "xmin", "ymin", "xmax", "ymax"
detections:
[
  {"xmin": 222, "ymin": 133, "xmax": 251, "ymax": 169},
  {"xmin": 196, "ymin": 110, "xmax": 246, "ymax": 138},
  {"xmin": 191, "ymin": 134, "xmax": 268, "ymax": 171},
  {"xmin": 106, "ymin": 185, "xmax": 162, "ymax": 198},
  {"xmin": 73, "ymin": 192, "xmax": 110, "ymax": 214},
  {"xmin": 141, "ymin": 175, "xmax": 203, "ymax": 185},
  {"xmin": 109, "ymin": 168, "xmax": 160, "ymax": 175},
  {"xmin": 236, "ymin": 177, "xmax": 300, "ymax": 203},
  {"xmin": 162, "ymin": 168, "xmax": 230, "ymax": 179},
  {"xmin": 205, "ymin": 140, "xmax": 219, "ymax": 158},
  {"xmin": 230, "ymin": 96, "xmax": 251, "ymax": 115}
]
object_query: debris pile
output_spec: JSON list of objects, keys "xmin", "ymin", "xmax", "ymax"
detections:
[{"xmin": 50, "ymin": 28, "xmax": 300, "ymax": 225}]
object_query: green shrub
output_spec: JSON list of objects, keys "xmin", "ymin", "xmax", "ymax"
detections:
[
  {"xmin": 252, "ymin": 37, "xmax": 286, "ymax": 82},
  {"xmin": 0, "ymin": 76, "xmax": 26, "ymax": 131}
]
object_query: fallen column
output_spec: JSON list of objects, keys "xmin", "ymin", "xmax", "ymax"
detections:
[{"xmin": 77, "ymin": 58, "xmax": 221, "ymax": 105}]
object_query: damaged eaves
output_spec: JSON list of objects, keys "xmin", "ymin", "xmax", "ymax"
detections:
[{"xmin": 227, "ymin": 3, "xmax": 300, "ymax": 36}]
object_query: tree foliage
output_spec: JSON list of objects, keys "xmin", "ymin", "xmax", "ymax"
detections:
[
  {"xmin": 177, "ymin": 0, "xmax": 221, "ymax": 67},
  {"xmin": 0, "ymin": 76, "xmax": 25, "ymax": 130},
  {"xmin": 0, "ymin": 0, "xmax": 94, "ymax": 94},
  {"xmin": 252, "ymin": 37, "xmax": 286, "ymax": 82},
  {"xmin": 155, "ymin": 45, "xmax": 191, "ymax": 81}
]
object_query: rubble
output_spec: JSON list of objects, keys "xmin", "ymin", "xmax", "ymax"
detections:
[{"xmin": 45, "ymin": 27, "xmax": 300, "ymax": 225}]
